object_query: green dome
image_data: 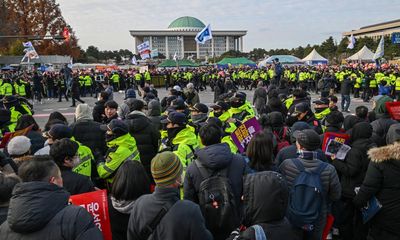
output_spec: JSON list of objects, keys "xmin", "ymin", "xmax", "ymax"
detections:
[{"xmin": 168, "ymin": 16, "xmax": 205, "ymax": 30}]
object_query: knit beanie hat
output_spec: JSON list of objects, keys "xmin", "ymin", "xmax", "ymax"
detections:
[
  {"xmin": 151, "ymin": 151, "xmax": 183, "ymax": 187},
  {"xmin": 8, "ymin": 136, "xmax": 31, "ymax": 156}
]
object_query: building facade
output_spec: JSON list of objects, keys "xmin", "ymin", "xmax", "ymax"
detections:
[
  {"xmin": 343, "ymin": 19, "xmax": 400, "ymax": 40},
  {"xmin": 130, "ymin": 16, "xmax": 246, "ymax": 59}
]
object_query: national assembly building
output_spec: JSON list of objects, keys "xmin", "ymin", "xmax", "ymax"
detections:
[{"xmin": 129, "ymin": 16, "xmax": 247, "ymax": 60}]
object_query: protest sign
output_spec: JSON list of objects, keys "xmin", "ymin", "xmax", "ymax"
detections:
[
  {"xmin": 70, "ymin": 190, "xmax": 112, "ymax": 240},
  {"xmin": 322, "ymin": 132, "xmax": 350, "ymax": 159},
  {"xmin": 386, "ymin": 101, "xmax": 400, "ymax": 120},
  {"xmin": 231, "ymin": 117, "xmax": 262, "ymax": 153}
]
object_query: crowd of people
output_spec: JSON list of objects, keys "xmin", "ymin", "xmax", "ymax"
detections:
[{"xmin": 0, "ymin": 62, "xmax": 400, "ymax": 240}]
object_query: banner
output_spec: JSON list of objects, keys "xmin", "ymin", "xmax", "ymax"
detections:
[
  {"xmin": 392, "ymin": 32, "xmax": 400, "ymax": 44},
  {"xmin": 70, "ymin": 190, "xmax": 112, "ymax": 240},
  {"xmin": 322, "ymin": 132, "xmax": 350, "ymax": 158},
  {"xmin": 231, "ymin": 117, "xmax": 262, "ymax": 153},
  {"xmin": 386, "ymin": 101, "xmax": 400, "ymax": 120},
  {"xmin": 151, "ymin": 49, "xmax": 159, "ymax": 58}
]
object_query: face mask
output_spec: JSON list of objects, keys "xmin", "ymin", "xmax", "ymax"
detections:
[
  {"xmin": 214, "ymin": 111, "xmax": 223, "ymax": 118},
  {"xmin": 167, "ymin": 126, "xmax": 184, "ymax": 140},
  {"xmin": 72, "ymin": 155, "xmax": 80, "ymax": 167},
  {"xmin": 314, "ymin": 108, "xmax": 325, "ymax": 113},
  {"xmin": 191, "ymin": 113, "xmax": 207, "ymax": 123},
  {"xmin": 231, "ymin": 101, "xmax": 242, "ymax": 108}
]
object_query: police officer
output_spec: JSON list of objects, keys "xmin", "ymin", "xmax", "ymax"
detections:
[
  {"xmin": 160, "ymin": 111, "xmax": 199, "ymax": 169},
  {"xmin": 228, "ymin": 92, "xmax": 255, "ymax": 124},
  {"xmin": 97, "ymin": 119, "xmax": 140, "ymax": 184},
  {"xmin": 57, "ymin": 76, "xmax": 69, "ymax": 102}
]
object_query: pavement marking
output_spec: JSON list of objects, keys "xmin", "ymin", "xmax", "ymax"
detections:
[
  {"xmin": 42, "ymin": 109, "xmax": 54, "ymax": 112},
  {"xmin": 58, "ymin": 108, "xmax": 70, "ymax": 111}
]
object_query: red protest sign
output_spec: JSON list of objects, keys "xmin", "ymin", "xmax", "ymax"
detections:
[
  {"xmin": 386, "ymin": 101, "xmax": 400, "ymax": 120},
  {"xmin": 322, "ymin": 132, "xmax": 350, "ymax": 157},
  {"xmin": 70, "ymin": 190, "xmax": 112, "ymax": 240}
]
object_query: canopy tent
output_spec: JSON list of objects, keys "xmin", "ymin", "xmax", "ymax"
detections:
[
  {"xmin": 258, "ymin": 55, "xmax": 304, "ymax": 67},
  {"xmin": 302, "ymin": 49, "xmax": 328, "ymax": 65},
  {"xmin": 217, "ymin": 57, "xmax": 256, "ymax": 67},
  {"xmin": 347, "ymin": 46, "xmax": 375, "ymax": 62},
  {"xmin": 158, "ymin": 59, "xmax": 199, "ymax": 68}
]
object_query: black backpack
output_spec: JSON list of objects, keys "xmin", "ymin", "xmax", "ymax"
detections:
[{"xmin": 194, "ymin": 160, "xmax": 240, "ymax": 235}]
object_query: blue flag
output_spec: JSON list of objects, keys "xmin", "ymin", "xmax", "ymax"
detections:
[{"xmin": 195, "ymin": 24, "xmax": 213, "ymax": 44}]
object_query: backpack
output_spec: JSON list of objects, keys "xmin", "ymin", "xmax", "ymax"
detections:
[
  {"xmin": 273, "ymin": 127, "xmax": 290, "ymax": 152},
  {"xmin": 194, "ymin": 160, "xmax": 240, "ymax": 235},
  {"xmin": 287, "ymin": 159, "xmax": 328, "ymax": 231}
]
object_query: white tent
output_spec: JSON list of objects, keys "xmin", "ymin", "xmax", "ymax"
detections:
[
  {"xmin": 302, "ymin": 49, "xmax": 328, "ymax": 65},
  {"xmin": 347, "ymin": 46, "xmax": 375, "ymax": 62}
]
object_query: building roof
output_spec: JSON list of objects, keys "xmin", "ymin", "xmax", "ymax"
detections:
[
  {"xmin": 361, "ymin": 19, "xmax": 400, "ymax": 30},
  {"xmin": 0, "ymin": 55, "xmax": 71, "ymax": 65},
  {"xmin": 168, "ymin": 16, "xmax": 206, "ymax": 31},
  {"xmin": 343, "ymin": 19, "xmax": 400, "ymax": 37}
]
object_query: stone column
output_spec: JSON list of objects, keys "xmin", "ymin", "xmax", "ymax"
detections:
[
  {"xmin": 165, "ymin": 36, "xmax": 169, "ymax": 59},
  {"xmin": 240, "ymin": 37, "xmax": 243, "ymax": 52},
  {"xmin": 181, "ymin": 36, "xmax": 185, "ymax": 59},
  {"xmin": 211, "ymin": 37, "xmax": 215, "ymax": 57},
  {"xmin": 196, "ymin": 43, "xmax": 200, "ymax": 59},
  {"xmin": 149, "ymin": 36, "xmax": 153, "ymax": 49},
  {"xmin": 226, "ymin": 36, "xmax": 230, "ymax": 52},
  {"xmin": 133, "ymin": 37, "xmax": 137, "ymax": 54}
]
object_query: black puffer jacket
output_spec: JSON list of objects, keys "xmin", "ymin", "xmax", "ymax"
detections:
[
  {"xmin": 92, "ymin": 100, "xmax": 106, "ymax": 123},
  {"xmin": 370, "ymin": 96, "xmax": 398, "ymax": 146},
  {"xmin": 127, "ymin": 187, "xmax": 212, "ymax": 240},
  {"xmin": 184, "ymin": 143, "xmax": 249, "ymax": 206},
  {"xmin": 125, "ymin": 111, "xmax": 160, "ymax": 178},
  {"xmin": 353, "ymin": 142, "xmax": 400, "ymax": 239},
  {"xmin": 333, "ymin": 122, "xmax": 375, "ymax": 199},
  {"xmin": 253, "ymin": 87, "xmax": 267, "ymax": 113},
  {"xmin": 147, "ymin": 100, "xmax": 162, "ymax": 130},
  {"xmin": 226, "ymin": 171, "xmax": 298, "ymax": 240},
  {"xmin": 26, "ymin": 131, "xmax": 45, "ymax": 154},
  {"xmin": 0, "ymin": 182, "xmax": 102, "ymax": 239},
  {"xmin": 70, "ymin": 119, "xmax": 107, "ymax": 155}
]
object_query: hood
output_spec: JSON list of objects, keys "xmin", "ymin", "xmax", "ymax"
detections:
[
  {"xmin": 147, "ymin": 100, "xmax": 161, "ymax": 117},
  {"xmin": 374, "ymin": 95, "xmax": 393, "ymax": 116},
  {"xmin": 196, "ymin": 143, "xmax": 233, "ymax": 169},
  {"xmin": 75, "ymin": 104, "xmax": 92, "ymax": 121},
  {"xmin": 386, "ymin": 123, "xmax": 400, "ymax": 145},
  {"xmin": 368, "ymin": 142, "xmax": 400, "ymax": 164},
  {"xmin": 343, "ymin": 115, "xmax": 360, "ymax": 131},
  {"xmin": 125, "ymin": 113, "xmax": 151, "ymax": 132},
  {"xmin": 7, "ymin": 182, "xmax": 69, "ymax": 233},
  {"xmin": 243, "ymin": 171, "xmax": 288, "ymax": 225},
  {"xmin": 111, "ymin": 197, "xmax": 135, "ymax": 214},
  {"xmin": 351, "ymin": 122, "xmax": 373, "ymax": 143}
]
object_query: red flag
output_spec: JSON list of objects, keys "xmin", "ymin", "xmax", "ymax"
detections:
[
  {"xmin": 70, "ymin": 190, "xmax": 112, "ymax": 240},
  {"xmin": 63, "ymin": 27, "xmax": 70, "ymax": 42}
]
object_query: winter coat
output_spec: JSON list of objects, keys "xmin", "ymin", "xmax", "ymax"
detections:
[
  {"xmin": 279, "ymin": 152, "xmax": 341, "ymax": 237},
  {"xmin": 253, "ymin": 87, "xmax": 267, "ymax": 114},
  {"xmin": 26, "ymin": 131, "xmax": 45, "ymax": 154},
  {"xmin": 127, "ymin": 187, "xmax": 212, "ymax": 240},
  {"xmin": 353, "ymin": 142, "xmax": 400, "ymax": 239},
  {"xmin": 332, "ymin": 122, "xmax": 375, "ymax": 199},
  {"xmin": 125, "ymin": 111, "xmax": 160, "ymax": 179},
  {"xmin": 184, "ymin": 90, "xmax": 200, "ymax": 106},
  {"xmin": 0, "ymin": 207, "xmax": 7, "ymax": 225},
  {"xmin": 118, "ymin": 98, "xmax": 136, "ymax": 120},
  {"xmin": 370, "ymin": 116, "xmax": 397, "ymax": 147},
  {"xmin": 71, "ymin": 79, "xmax": 80, "ymax": 97},
  {"xmin": 92, "ymin": 100, "xmax": 106, "ymax": 123},
  {"xmin": 70, "ymin": 119, "xmax": 107, "ymax": 155},
  {"xmin": 0, "ymin": 182, "xmax": 102, "ymax": 240},
  {"xmin": 226, "ymin": 171, "xmax": 298, "ymax": 240},
  {"xmin": 184, "ymin": 143, "xmax": 249, "ymax": 206},
  {"xmin": 108, "ymin": 196, "xmax": 134, "ymax": 240},
  {"xmin": 275, "ymin": 144, "xmax": 327, "ymax": 166},
  {"xmin": 60, "ymin": 166, "xmax": 95, "ymax": 195},
  {"xmin": 340, "ymin": 78, "xmax": 352, "ymax": 95}
]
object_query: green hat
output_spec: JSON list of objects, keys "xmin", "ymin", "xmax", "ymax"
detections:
[{"xmin": 151, "ymin": 152, "xmax": 183, "ymax": 187}]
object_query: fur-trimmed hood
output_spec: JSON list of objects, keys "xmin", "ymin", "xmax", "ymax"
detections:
[{"xmin": 368, "ymin": 142, "xmax": 400, "ymax": 163}]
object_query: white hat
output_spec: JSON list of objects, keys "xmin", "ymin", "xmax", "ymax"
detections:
[
  {"xmin": 173, "ymin": 85, "xmax": 182, "ymax": 92},
  {"xmin": 8, "ymin": 136, "xmax": 31, "ymax": 156},
  {"xmin": 186, "ymin": 83, "xmax": 194, "ymax": 89}
]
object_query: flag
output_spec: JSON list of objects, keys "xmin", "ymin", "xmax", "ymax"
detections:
[
  {"xmin": 374, "ymin": 36, "xmax": 384, "ymax": 60},
  {"xmin": 173, "ymin": 52, "xmax": 178, "ymax": 61},
  {"xmin": 63, "ymin": 27, "xmax": 70, "ymax": 42},
  {"xmin": 347, "ymin": 34, "xmax": 356, "ymax": 49},
  {"xmin": 195, "ymin": 24, "xmax": 213, "ymax": 44},
  {"xmin": 131, "ymin": 55, "xmax": 137, "ymax": 65},
  {"xmin": 21, "ymin": 41, "xmax": 39, "ymax": 62}
]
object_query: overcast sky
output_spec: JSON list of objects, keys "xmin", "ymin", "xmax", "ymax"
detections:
[{"xmin": 57, "ymin": 0, "xmax": 400, "ymax": 52}]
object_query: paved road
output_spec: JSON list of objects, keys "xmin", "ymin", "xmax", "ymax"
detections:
[{"xmin": 31, "ymin": 88, "xmax": 373, "ymax": 128}]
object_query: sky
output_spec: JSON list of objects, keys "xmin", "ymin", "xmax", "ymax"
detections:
[{"xmin": 57, "ymin": 0, "xmax": 400, "ymax": 52}]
